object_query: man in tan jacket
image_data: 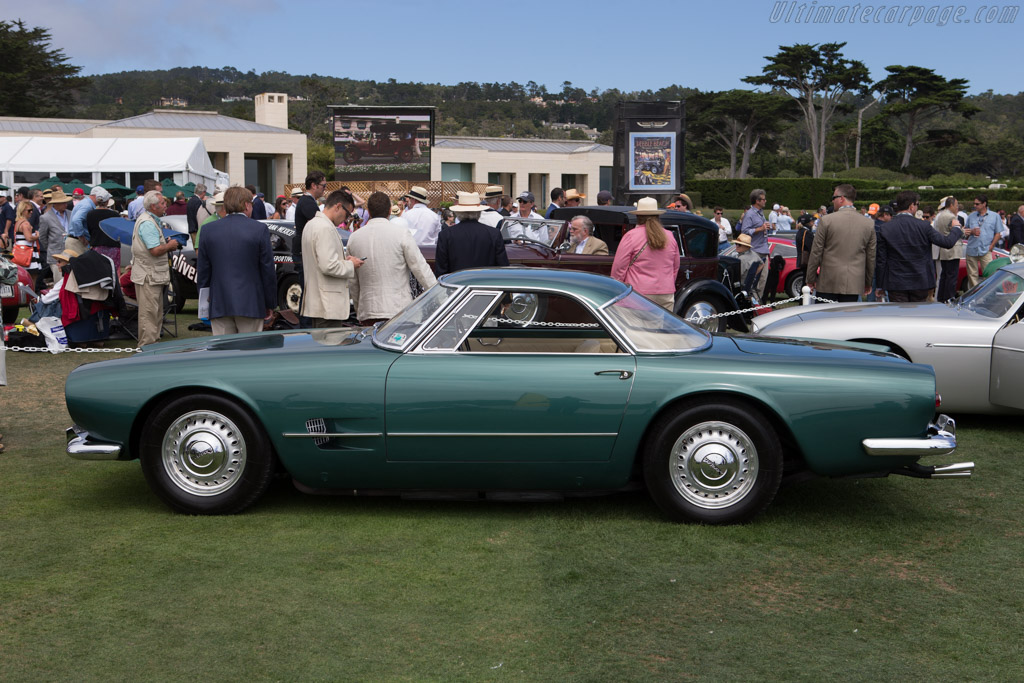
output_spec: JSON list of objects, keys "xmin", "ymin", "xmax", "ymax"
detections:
[
  {"xmin": 301, "ymin": 189, "xmax": 364, "ymax": 327},
  {"xmin": 347, "ymin": 192, "xmax": 437, "ymax": 325},
  {"xmin": 806, "ymin": 184, "xmax": 876, "ymax": 303}
]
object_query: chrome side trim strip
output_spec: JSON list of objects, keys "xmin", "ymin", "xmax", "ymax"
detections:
[
  {"xmin": 992, "ymin": 345, "xmax": 1024, "ymax": 354},
  {"xmin": 282, "ymin": 432, "xmax": 383, "ymax": 438},
  {"xmin": 388, "ymin": 432, "xmax": 618, "ymax": 438},
  {"xmin": 925, "ymin": 343, "xmax": 990, "ymax": 348}
]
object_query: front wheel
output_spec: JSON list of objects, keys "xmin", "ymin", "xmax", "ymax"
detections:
[
  {"xmin": 343, "ymin": 149, "xmax": 361, "ymax": 164},
  {"xmin": 139, "ymin": 394, "xmax": 275, "ymax": 514},
  {"xmin": 644, "ymin": 400, "xmax": 783, "ymax": 524},
  {"xmin": 678, "ymin": 294, "xmax": 728, "ymax": 334}
]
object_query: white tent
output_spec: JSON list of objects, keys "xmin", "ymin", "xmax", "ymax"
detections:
[{"xmin": 0, "ymin": 136, "xmax": 227, "ymax": 189}]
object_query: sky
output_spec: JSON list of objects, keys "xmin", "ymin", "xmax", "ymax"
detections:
[{"xmin": 14, "ymin": 0, "xmax": 1024, "ymax": 95}]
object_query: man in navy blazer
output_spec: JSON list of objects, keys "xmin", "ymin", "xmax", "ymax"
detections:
[{"xmin": 197, "ymin": 186, "xmax": 277, "ymax": 335}]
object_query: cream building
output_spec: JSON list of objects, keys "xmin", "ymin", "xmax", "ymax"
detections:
[
  {"xmin": 0, "ymin": 93, "xmax": 305, "ymax": 195},
  {"xmin": 432, "ymin": 137, "xmax": 612, "ymax": 203}
]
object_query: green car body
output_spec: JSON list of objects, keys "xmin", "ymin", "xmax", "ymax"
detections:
[{"xmin": 66, "ymin": 268, "xmax": 969, "ymax": 523}]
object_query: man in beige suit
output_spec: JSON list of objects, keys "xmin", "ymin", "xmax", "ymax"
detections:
[
  {"xmin": 806, "ymin": 183, "xmax": 876, "ymax": 303},
  {"xmin": 347, "ymin": 191, "xmax": 437, "ymax": 325},
  {"xmin": 568, "ymin": 216, "xmax": 609, "ymax": 255},
  {"xmin": 301, "ymin": 190, "xmax": 365, "ymax": 327}
]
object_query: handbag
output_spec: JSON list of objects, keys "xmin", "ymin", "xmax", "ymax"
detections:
[{"xmin": 12, "ymin": 243, "xmax": 33, "ymax": 267}]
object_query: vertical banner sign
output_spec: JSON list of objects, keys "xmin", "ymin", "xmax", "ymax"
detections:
[{"xmin": 613, "ymin": 101, "xmax": 685, "ymax": 204}]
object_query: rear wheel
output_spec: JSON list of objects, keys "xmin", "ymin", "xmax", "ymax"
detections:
[
  {"xmin": 397, "ymin": 148, "xmax": 413, "ymax": 162},
  {"xmin": 644, "ymin": 400, "xmax": 783, "ymax": 524},
  {"xmin": 278, "ymin": 274, "xmax": 302, "ymax": 314},
  {"xmin": 678, "ymin": 294, "xmax": 728, "ymax": 334},
  {"xmin": 139, "ymin": 394, "xmax": 274, "ymax": 514},
  {"xmin": 343, "ymin": 149, "xmax": 361, "ymax": 164},
  {"xmin": 784, "ymin": 271, "xmax": 805, "ymax": 299}
]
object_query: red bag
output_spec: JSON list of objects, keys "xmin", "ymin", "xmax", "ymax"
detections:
[{"xmin": 12, "ymin": 243, "xmax": 32, "ymax": 267}]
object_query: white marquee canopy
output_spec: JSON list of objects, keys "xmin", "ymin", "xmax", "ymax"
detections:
[{"xmin": 0, "ymin": 136, "xmax": 227, "ymax": 189}]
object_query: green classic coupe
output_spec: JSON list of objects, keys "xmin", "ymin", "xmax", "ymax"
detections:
[{"xmin": 66, "ymin": 268, "xmax": 971, "ymax": 524}]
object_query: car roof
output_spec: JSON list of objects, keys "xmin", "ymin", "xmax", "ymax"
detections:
[
  {"xmin": 549, "ymin": 205, "xmax": 717, "ymax": 232},
  {"xmin": 439, "ymin": 267, "xmax": 630, "ymax": 307}
]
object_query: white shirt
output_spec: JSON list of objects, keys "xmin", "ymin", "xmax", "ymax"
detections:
[
  {"xmin": 504, "ymin": 211, "xmax": 544, "ymax": 241},
  {"xmin": 573, "ymin": 237, "xmax": 590, "ymax": 254},
  {"xmin": 285, "ymin": 204, "xmax": 296, "ymax": 222},
  {"xmin": 403, "ymin": 201, "xmax": 442, "ymax": 246},
  {"xmin": 775, "ymin": 214, "xmax": 794, "ymax": 231},
  {"xmin": 479, "ymin": 208, "xmax": 503, "ymax": 229},
  {"xmin": 714, "ymin": 217, "xmax": 732, "ymax": 243}
]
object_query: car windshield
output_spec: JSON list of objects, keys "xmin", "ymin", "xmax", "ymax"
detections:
[
  {"xmin": 374, "ymin": 284, "xmax": 461, "ymax": 350},
  {"xmin": 958, "ymin": 269, "xmax": 1024, "ymax": 318},
  {"xmin": 604, "ymin": 293, "xmax": 710, "ymax": 352},
  {"xmin": 500, "ymin": 218, "xmax": 563, "ymax": 248}
]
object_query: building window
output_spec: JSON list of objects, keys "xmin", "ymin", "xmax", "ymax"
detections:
[
  {"xmin": 600, "ymin": 166, "xmax": 612, "ymax": 192},
  {"xmin": 441, "ymin": 163, "xmax": 473, "ymax": 182}
]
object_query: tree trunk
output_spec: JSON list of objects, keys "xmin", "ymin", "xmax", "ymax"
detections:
[
  {"xmin": 854, "ymin": 98, "xmax": 879, "ymax": 168},
  {"xmin": 900, "ymin": 111, "xmax": 918, "ymax": 169}
]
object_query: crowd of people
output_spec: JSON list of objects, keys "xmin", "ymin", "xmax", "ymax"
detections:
[{"xmin": 6, "ymin": 174, "xmax": 1023, "ymax": 354}]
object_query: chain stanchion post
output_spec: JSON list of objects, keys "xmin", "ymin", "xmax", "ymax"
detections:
[{"xmin": 801, "ymin": 285, "xmax": 812, "ymax": 306}]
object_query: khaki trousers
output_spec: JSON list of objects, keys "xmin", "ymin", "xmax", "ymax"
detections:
[
  {"xmin": 211, "ymin": 316, "xmax": 263, "ymax": 336},
  {"xmin": 965, "ymin": 252, "xmax": 992, "ymax": 290},
  {"xmin": 135, "ymin": 282, "xmax": 165, "ymax": 348},
  {"xmin": 647, "ymin": 293, "xmax": 675, "ymax": 310}
]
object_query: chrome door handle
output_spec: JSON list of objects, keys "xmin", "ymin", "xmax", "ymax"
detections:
[{"xmin": 595, "ymin": 370, "xmax": 633, "ymax": 380}]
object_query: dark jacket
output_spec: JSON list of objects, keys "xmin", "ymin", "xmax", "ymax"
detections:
[
  {"xmin": 877, "ymin": 213, "xmax": 963, "ymax": 291},
  {"xmin": 250, "ymin": 197, "xmax": 267, "ymax": 220},
  {"xmin": 186, "ymin": 195, "xmax": 205, "ymax": 234},
  {"xmin": 196, "ymin": 213, "xmax": 276, "ymax": 319},
  {"xmin": 291, "ymin": 195, "xmax": 319, "ymax": 266},
  {"xmin": 435, "ymin": 219, "xmax": 510, "ymax": 275},
  {"xmin": 1009, "ymin": 213, "xmax": 1024, "ymax": 249}
]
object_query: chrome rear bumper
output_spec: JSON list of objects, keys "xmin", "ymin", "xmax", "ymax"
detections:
[
  {"xmin": 66, "ymin": 425, "xmax": 122, "ymax": 460},
  {"xmin": 862, "ymin": 414, "xmax": 957, "ymax": 457}
]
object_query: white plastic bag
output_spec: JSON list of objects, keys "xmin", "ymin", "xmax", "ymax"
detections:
[{"xmin": 36, "ymin": 316, "xmax": 69, "ymax": 354}]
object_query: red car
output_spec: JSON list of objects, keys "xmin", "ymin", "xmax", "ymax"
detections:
[
  {"xmin": 2, "ymin": 262, "xmax": 32, "ymax": 324},
  {"xmin": 721, "ymin": 236, "xmax": 803, "ymax": 299}
]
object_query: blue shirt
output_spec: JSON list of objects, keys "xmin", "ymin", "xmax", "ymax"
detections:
[
  {"xmin": 739, "ymin": 207, "xmax": 769, "ymax": 254},
  {"xmin": 138, "ymin": 213, "xmax": 164, "ymax": 248},
  {"xmin": 127, "ymin": 196, "xmax": 145, "ymax": 221},
  {"xmin": 68, "ymin": 197, "xmax": 95, "ymax": 238},
  {"xmin": 965, "ymin": 210, "xmax": 1000, "ymax": 256}
]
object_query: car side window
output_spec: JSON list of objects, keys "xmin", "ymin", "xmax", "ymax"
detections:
[
  {"xmin": 464, "ymin": 292, "xmax": 623, "ymax": 354},
  {"xmin": 420, "ymin": 291, "xmax": 501, "ymax": 351}
]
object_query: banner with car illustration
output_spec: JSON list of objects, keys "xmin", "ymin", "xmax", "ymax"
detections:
[
  {"xmin": 331, "ymin": 106, "xmax": 435, "ymax": 180},
  {"xmin": 628, "ymin": 132, "xmax": 675, "ymax": 191}
]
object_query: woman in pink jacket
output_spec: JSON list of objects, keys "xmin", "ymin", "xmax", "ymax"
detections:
[{"xmin": 611, "ymin": 197, "xmax": 681, "ymax": 310}]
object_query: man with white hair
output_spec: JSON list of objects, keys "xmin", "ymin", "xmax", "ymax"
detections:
[
  {"xmin": 478, "ymin": 185, "xmax": 505, "ymax": 229},
  {"xmin": 401, "ymin": 185, "xmax": 441, "ymax": 246},
  {"xmin": 66, "ymin": 185, "xmax": 111, "ymax": 250},
  {"xmin": 131, "ymin": 190, "xmax": 183, "ymax": 347}
]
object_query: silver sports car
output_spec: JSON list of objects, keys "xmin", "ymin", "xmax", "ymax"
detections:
[{"xmin": 752, "ymin": 262, "xmax": 1024, "ymax": 414}]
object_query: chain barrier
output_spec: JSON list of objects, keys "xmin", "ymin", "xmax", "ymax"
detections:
[
  {"xmin": 489, "ymin": 317, "xmax": 600, "ymax": 328},
  {"xmin": 3, "ymin": 345, "xmax": 142, "ymax": 354},
  {"xmin": 692, "ymin": 293, "xmax": 838, "ymax": 322}
]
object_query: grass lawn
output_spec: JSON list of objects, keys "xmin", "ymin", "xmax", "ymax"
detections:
[{"xmin": 2, "ymin": 305, "xmax": 1022, "ymax": 680}]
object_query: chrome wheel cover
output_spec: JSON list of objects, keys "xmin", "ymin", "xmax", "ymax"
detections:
[
  {"xmin": 506, "ymin": 293, "xmax": 540, "ymax": 324},
  {"xmin": 684, "ymin": 301, "xmax": 719, "ymax": 332},
  {"xmin": 284, "ymin": 282, "xmax": 303, "ymax": 314},
  {"xmin": 161, "ymin": 410, "xmax": 246, "ymax": 496},
  {"xmin": 670, "ymin": 421, "xmax": 758, "ymax": 509}
]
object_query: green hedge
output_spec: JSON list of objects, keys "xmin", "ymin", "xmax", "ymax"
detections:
[{"xmin": 688, "ymin": 178, "xmax": 889, "ymax": 210}]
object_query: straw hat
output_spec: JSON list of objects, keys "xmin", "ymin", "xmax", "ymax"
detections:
[
  {"xmin": 450, "ymin": 192, "xmax": 485, "ymax": 213},
  {"xmin": 403, "ymin": 186, "xmax": 429, "ymax": 204},
  {"xmin": 49, "ymin": 189, "xmax": 72, "ymax": 204},
  {"xmin": 565, "ymin": 189, "xmax": 586, "ymax": 201},
  {"xmin": 730, "ymin": 233, "xmax": 753, "ymax": 248},
  {"xmin": 628, "ymin": 197, "xmax": 665, "ymax": 216},
  {"xmin": 483, "ymin": 185, "xmax": 503, "ymax": 200},
  {"xmin": 290, "ymin": 187, "xmax": 303, "ymax": 197}
]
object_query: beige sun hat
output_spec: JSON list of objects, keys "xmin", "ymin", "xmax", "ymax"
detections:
[
  {"xmin": 628, "ymin": 197, "xmax": 666, "ymax": 216},
  {"xmin": 565, "ymin": 189, "xmax": 586, "ymax": 201},
  {"xmin": 483, "ymin": 185, "xmax": 503, "ymax": 199},
  {"xmin": 730, "ymin": 233, "xmax": 753, "ymax": 248},
  {"xmin": 48, "ymin": 189, "xmax": 72, "ymax": 204},
  {"xmin": 403, "ymin": 186, "xmax": 429, "ymax": 204},
  {"xmin": 450, "ymin": 192, "xmax": 485, "ymax": 213}
]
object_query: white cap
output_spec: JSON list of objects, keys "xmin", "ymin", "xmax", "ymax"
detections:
[{"xmin": 772, "ymin": 203, "xmax": 780, "ymax": 211}]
